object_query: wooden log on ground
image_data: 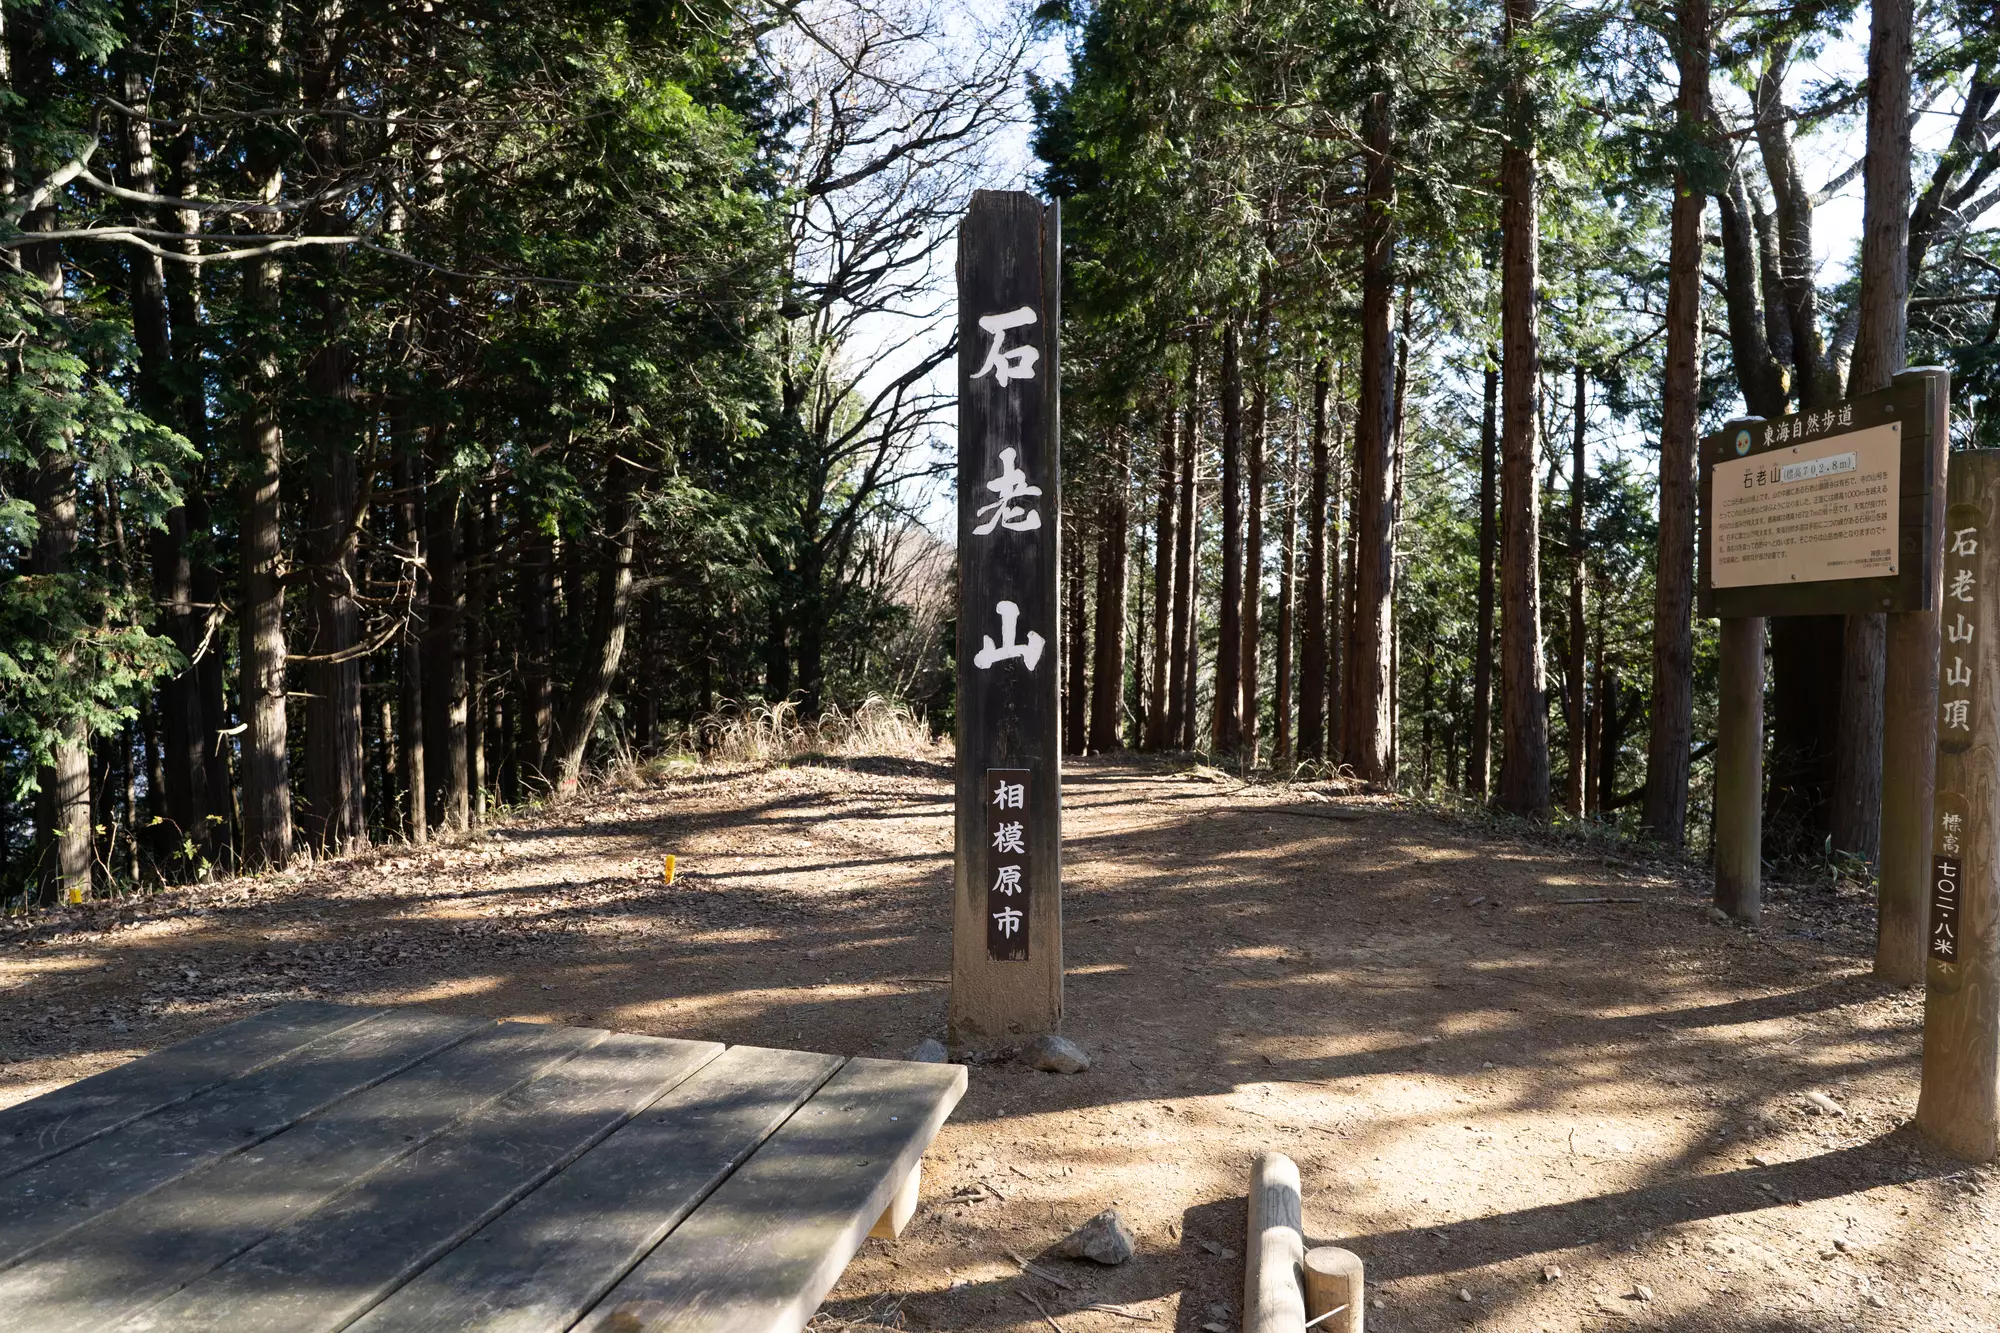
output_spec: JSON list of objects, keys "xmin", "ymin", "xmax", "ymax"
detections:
[
  {"xmin": 1244, "ymin": 1151, "xmax": 1305, "ymax": 1333},
  {"xmin": 1303, "ymin": 1246, "xmax": 1363, "ymax": 1333}
]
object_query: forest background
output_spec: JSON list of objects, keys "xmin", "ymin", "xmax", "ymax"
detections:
[{"xmin": 1, "ymin": 0, "xmax": 1996, "ymax": 908}]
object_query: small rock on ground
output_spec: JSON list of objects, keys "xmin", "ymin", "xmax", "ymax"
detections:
[
  {"xmin": 1019, "ymin": 1033, "xmax": 1091, "ymax": 1073},
  {"xmin": 1053, "ymin": 1208, "xmax": 1136, "ymax": 1265},
  {"xmin": 903, "ymin": 1038, "xmax": 947, "ymax": 1063}
]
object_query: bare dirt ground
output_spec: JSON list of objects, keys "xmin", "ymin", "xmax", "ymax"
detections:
[{"xmin": 3, "ymin": 753, "xmax": 1995, "ymax": 1333}]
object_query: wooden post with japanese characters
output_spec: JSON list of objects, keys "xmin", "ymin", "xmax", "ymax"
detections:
[
  {"xmin": 1917, "ymin": 450, "xmax": 2000, "ymax": 1161},
  {"xmin": 949, "ymin": 190, "xmax": 1063, "ymax": 1047}
]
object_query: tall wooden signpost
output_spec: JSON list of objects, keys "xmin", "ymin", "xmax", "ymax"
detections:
[
  {"xmin": 949, "ymin": 191, "xmax": 1063, "ymax": 1048},
  {"xmin": 1918, "ymin": 451, "xmax": 2000, "ymax": 1160},
  {"xmin": 1699, "ymin": 368, "xmax": 1949, "ymax": 932}
]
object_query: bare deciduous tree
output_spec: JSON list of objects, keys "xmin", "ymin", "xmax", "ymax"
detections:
[{"xmin": 760, "ymin": 0, "xmax": 1029, "ymax": 712}]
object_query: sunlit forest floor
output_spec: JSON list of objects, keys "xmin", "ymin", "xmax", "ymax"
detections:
[{"xmin": 3, "ymin": 755, "xmax": 1994, "ymax": 1333}]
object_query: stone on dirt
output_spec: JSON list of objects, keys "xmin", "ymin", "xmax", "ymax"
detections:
[
  {"xmin": 904, "ymin": 1038, "xmax": 948, "ymax": 1063},
  {"xmin": 1053, "ymin": 1208, "xmax": 1136, "ymax": 1265},
  {"xmin": 1020, "ymin": 1033, "xmax": 1091, "ymax": 1073},
  {"xmin": 1804, "ymin": 1091, "xmax": 1845, "ymax": 1117}
]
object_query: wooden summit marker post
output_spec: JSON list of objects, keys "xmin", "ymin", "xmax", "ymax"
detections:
[
  {"xmin": 1918, "ymin": 450, "xmax": 2000, "ymax": 1160},
  {"xmin": 949, "ymin": 191, "xmax": 1062, "ymax": 1048}
]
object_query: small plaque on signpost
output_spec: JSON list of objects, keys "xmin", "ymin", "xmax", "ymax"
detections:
[{"xmin": 984, "ymin": 768, "xmax": 1031, "ymax": 961}]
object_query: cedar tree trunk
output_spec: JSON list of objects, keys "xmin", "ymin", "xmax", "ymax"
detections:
[
  {"xmin": 1172, "ymin": 337, "xmax": 1202, "ymax": 749},
  {"xmin": 1643, "ymin": 0, "xmax": 1708, "ymax": 845},
  {"xmin": 1300, "ymin": 357, "xmax": 1330, "ymax": 761},
  {"xmin": 422, "ymin": 434, "xmax": 468, "ymax": 828},
  {"xmin": 1566, "ymin": 361, "xmax": 1588, "ymax": 817},
  {"xmin": 237, "ymin": 246, "xmax": 293, "ymax": 871},
  {"xmin": 1147, "ymin": 398, "xmax": 1177, "ymax": 750},
  {"xmin": 1497, "ymin": 0, "xmax": 1552, "ymax": 818},
  {"xmin": 1469, "ymin": 361, "xmax": 1498, "ymax": 794},
  {"xmin": 1089, "ymin": 448, "xmax": 1130, "ymax": 753},
  {"xmin": 1215, "ymin": 320, "xmax": 1245, "ymax": 753},
  {"xmin": 550, "ymin": 471, "xmax": 638, "ymax": 788},
  {"xmin": 1345, "ymin": 90, "xmax": 1398, "ymax": 783},
  {"xmin": 302, "ymin": 281, "xmax": 367, "ymax": 856},
  {"xmin": 1833, "ymin": 0, "xmax": 1915, "ymax": 868}
]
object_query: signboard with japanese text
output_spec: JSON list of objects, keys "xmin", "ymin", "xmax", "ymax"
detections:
[
  {"xmin": 1710, "ymin": 422, "xmax": 1900, "ymax": 587},
  {"xmin": 1932, "ymin": 502, "xmax": 1985, "ymax": 969},
  {"xmin": 1939, "ymin": 503, "xmax": 1984, "ymax": 761},
  {"xmin": 949, "ymin": 191, "xmax": 1063, "ymax": 1046},
  {"xmin": 1699, "ymin": 374, "xmax": 1949, "ymax": 619}
]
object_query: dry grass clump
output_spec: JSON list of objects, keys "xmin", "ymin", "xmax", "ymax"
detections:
[{"xmin": 691, "ymin": 696, "xmax": 942, "ymax": 764}]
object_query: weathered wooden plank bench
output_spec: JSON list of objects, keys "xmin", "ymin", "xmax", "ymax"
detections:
[{"xmin": 0, "ymin": 1002, "xmax": 965, "ymax": 1333}]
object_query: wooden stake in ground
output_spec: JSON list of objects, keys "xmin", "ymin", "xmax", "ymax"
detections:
[
  {"xmin": 950, "ymin": 191, "xmax": 1064, "ymax": 1047},
  {"xmin": 1303, "ymin": 1247, "xmax": 1363, "ymax": 1333},
  {"xmin": 1918, "ymin": 450, "xmax": 2000, "ymax": 1160}
]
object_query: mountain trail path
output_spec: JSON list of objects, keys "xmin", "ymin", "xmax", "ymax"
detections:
[{"xmin": 3, "ymin": 753, "xmax": 1992, "ymax": 1333}]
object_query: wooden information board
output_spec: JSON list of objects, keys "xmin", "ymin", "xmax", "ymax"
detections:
[
  {"xmin": 949, "ymin": 191, "xmax": 1062, "ymax": 1047},
  {"xmin": 1700, "ymin": 368, "xmax": 1950, "ymax": 946},
  {"xmin": 1710, "ymin": 421, "xmax": 1901, "ymax": 588},
  {"xmin": 1699, "ymin": 376, "xmax": 1946, "ymax": 617}
]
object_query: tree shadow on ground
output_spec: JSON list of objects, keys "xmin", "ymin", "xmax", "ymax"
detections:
[{"xmin": 1, "ymin": 756, "xmax": 1976, "ymax": 1333}]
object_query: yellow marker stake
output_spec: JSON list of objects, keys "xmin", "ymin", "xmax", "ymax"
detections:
[
  {"xmin": 662, "ymin": 854, "xmax": 676, "ymax": 885},
  {"xmin": 67, "ymin": 887, "xmax": 84, "ymax": 906}
]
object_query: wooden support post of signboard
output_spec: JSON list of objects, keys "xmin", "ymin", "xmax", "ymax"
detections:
[
  {"xmin": 1878, "ymin": 368, "xmax": 1953, "ymax": 984},
  {"xmin": 1714, "ymin": 615, "xmax": 1764, "ymax": 922},
  {"xmin": 949, "ymin": 190, "xmax": 1063, "ymax": 1049},
  {"xmin": 1917, "ymin": 449, "xmax": 2000, "ymax": 1161}
]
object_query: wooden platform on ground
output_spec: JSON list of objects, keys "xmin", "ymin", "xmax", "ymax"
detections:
[{"xmin": 0, "ymin": 1002, "xmax": 964, "ymax": 1333}]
